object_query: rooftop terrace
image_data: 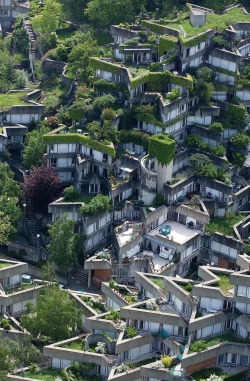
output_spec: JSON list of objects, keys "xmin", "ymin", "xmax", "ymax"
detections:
[
  {"xmin": 147, "ymin": 220, "xmax": 200, "ymax": 245},
  {"xmin": 0, "ymin": 91, "xmax": 30, "ymax": 110}
]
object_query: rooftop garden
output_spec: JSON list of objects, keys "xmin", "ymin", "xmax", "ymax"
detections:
[
  {"xmin": 162, "ymin": 7, "xmax": 250, "ymax": 38},
  {"xmin": 4, "ymin": 282, "xmax": 35, "ymax": 294},
  {"xmin": 148, "ymin": 276, "xmax": 167, "ymax": 291},
  {"xmin": 61, "ymin": 339, "xmax": 85, "ymax": 351},
  {"xmin": 205, "ymin": 212, "xmax": 244, "ymax": 237},
  {"xmin": 20, "ymin": 368, "xmax": 65, "ymax": 381},
  {"xmin": 0, "ymin": 91, "xmax": 29, "ymax": 110},
  {"xmin": 191, "ymin": 366, "xmax": 248, "ymax": 381},
  {"xmin": 0, "ymin": 262, "xmax": 13, "ymax": 269},
  {"xmin": 189, "ymin": 332, "xmax": 250, "ymax": 353},
  {"xmin": 81, "ymin": 296, "xmax": 106, "ymax": 314},
  {"xmin": 43, "ymin": 132, "xmax": 115, "ymax": 157},
  {"xmin": 80, "ymin": 194, "xmax": 111, "ymax": 216},
  {"xmin": 176, "ymin": 282, "xmax": 193, "ymax": 293},
  {"xmin": 210, "ymin": 274, "xmax": 234, "ymax": 296},
  {"xmin": 115, "ymin": 356, "xmax": 160, "ymax": 374}
]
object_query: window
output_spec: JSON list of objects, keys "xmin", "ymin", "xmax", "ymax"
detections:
[
  {"xmin": 90, "ymin": 184, "xmax": 98, "ymax": 193},
  {"xmin": 96, "ymin": 220, "xmax": 99, "ymax": 230},
  {"xmin": 49, "ymin": 158, "xmax": 57, "ymax": 167},
  {"xmin": 50, "ymin": 144, "xmax": 54, "ymax": 152}
]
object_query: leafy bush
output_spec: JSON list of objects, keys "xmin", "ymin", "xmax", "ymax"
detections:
[
  {"xmin": 116, "ymin": 362, "xmax": 135, "ymax": 373},
  {"xmin": 210, "ymin": 145, "xmax": 225, "ymax": 157},
  {"xmin": 105, "ymin": 309, "xmax": 120, "ymax": 321},
  {"xmin": 185, "ymin": 134, "xmax": 201, "ymax": 148},
  {"xmin": 126, "ymin": 327, "xmax": 138, "ymax": 338},
  {"xmin": 161, "ymin": 355, "xmax": 173, "ymax": 368},
  {"xmin": 81, "ymin": 194, "xmax": 111, "ymax": 216},
  {"xmin": 109, "ymin": 279, "xmax": 117, "ymax": 289},
  {"xmin": 189, "ymin": 339, "xmax": 206, "ymax": 353},
  {"xmin": 166, "ymin": 88, "xmax": 180, "ymax": 102},
  {"xmin": 3, "ymin": 323, "xmax": 11, "ymax": 330},
  {"xmin": 230, "ymin": 132, "xmax": 250, "ymax": 148},
  {"xmin": 64, "ymin": 186, "xmax": 80, "ymax": 202},
  {"xmin": 101, "ymin": 108, "xmax": 116, "ymax": 120},
  {"xmin": 0, "ymin": 319, "xmax": 9, "ymax": 327},
  {"xmin": 145, "ymin": 299, "xmax": 158, "ymax": 311},
  {"xmin": 208, "ymin": 122, "xmax": 224, "ymax": 133}
]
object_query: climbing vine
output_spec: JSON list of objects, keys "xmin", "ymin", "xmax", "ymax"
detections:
[{"xmin": 148, "ymin": 133, "xmax": 176, "ymax": 166}]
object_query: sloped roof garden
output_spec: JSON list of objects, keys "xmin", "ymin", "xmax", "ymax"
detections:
[
  {"xmin": 0, "ymin": 91, "xmax": 30, "ymax": 110},
  {"xmin": 161, "ymin": 7, "xmax": 250, "ymax": 38}
]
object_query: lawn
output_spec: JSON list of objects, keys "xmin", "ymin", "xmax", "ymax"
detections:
[
  {"xmin": 0, "ymin": 91, "xmax": 29, "ymax": 110},
  {"xmin": 211, "ymin": 274, "xmax": 234, "ymax": 296},
  {"xmin": 0, "ymin": 262, "xmax": 13, "ymax": 269},
  {"xmin": 177, "ymin": 282, "xmax": 193, "ymax": 293},
  {"xmin": 189, "ymin": 332, "xmax": 250, "ymax": 353},
  {"xmin": 21, "ymin": 369, "xmax": 63, "ymax": 381},
  {"xmin": 61, "ymin": 340, "xmax": 85, "ymax": 351},
  {"xmin": 205, "ymin": 212, "xmax": 244, "ymax": 237},
  {"xmin": 148, "ymin": 276, "xmax": 166, "ymax": 290},
  {"xmin": 164, "ymin": 8, "xmax": 250, "ymax": 38}
]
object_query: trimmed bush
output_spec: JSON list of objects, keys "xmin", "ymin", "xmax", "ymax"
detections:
[
  {"xmin": 161, "ymin": 355, "xmax": 173, "ymax": 368},
  {"xmin": 148, "ymin": 134, "xmax": 176, "ymax": 166}
]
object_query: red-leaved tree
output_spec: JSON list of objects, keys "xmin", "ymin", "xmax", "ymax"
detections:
[{"xmin": 22, "ymin": 164, "xmax": 62, "ymax": 213}]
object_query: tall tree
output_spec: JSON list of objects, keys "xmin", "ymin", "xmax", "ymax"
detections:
[
  {"xmin": 47, "ymin": 214, "xmax": 77, "ymax": 273},
  {"xmin": 58, "ymin": 0, "xmax": 88, "ymax": 23},
  {"xmin": 32, "ymin": 0, "xmax": 64, "ymax": 33},
  {"xmin": 22, "ymin": 164, "xmax": 62, "ymax": 212},
  {"xmin": 0, "ymin": 162, "xmax": 22, "ymax": 198},
  {"xmin": 23, "ymin": 126, "xmax": 49, "ymax": 169},
  {"xmin": 20, "ymin": 285, "xmax": 82, "ymax": 341},
  {"xmin": 85, "ymin": 0, "xmax": 135, "ymax": 28}
]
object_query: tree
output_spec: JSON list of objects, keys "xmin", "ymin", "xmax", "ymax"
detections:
[
  {"xmin": 81, "ymin": 194, "xmax": 111, "ymax": 216},
  {"xmin": 58, "ymin": 0, "xmax": 88, "ymax": 23},
  {"xmin": 41, "ymin": 262, "xmax": 58, "ymax": 283},
  {"xmin": 0, "ymin": 162, "xmax": 21, "ymax": 198},
  {"xmin": 20, "ymin": 285, "xmax": 82, "ymax": 341},
  {"xmin": 0, "ymin": 212, "xmax": 14, "ymax": 246},
  {"xmin": 85, "ymin": 0, "xmax": 135, "ymax": 28},
  {"xmin": 22, "ymin": 164, "xmax": 62, "ymax": 212},
  {"xmin": 101, "ymin": 108, "xmax": 116, "ymax": 121},
  {"xmin": 47, "ymin": 214, "xmax": 77, "ymax": 272},
  {"xmin": 185, "ymin": 134, "xmax": 201, "ymax": 148},
  {"xmin": 0, "ymin": 195, "xmax": 22, "ymax": 244},
  {"xmin": 23, "ymin": 126, "xmax": 49, "ymax": 169},
  {"xmin": 208, "ymin": 122, "xmax": 224, "ymax": 133},
  {"xmin": 197, "ymin": 66, "xmax": 216, "ymax": 82},
  {"xmin": 32, "ymin": 0, "xmax": 64, "ymax": 33},
  {"xmin": 0, "ymin": 337, "xmax": 40, "ymax": 381}
]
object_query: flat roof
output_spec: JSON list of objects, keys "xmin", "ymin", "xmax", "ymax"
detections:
[{"xmin": 147, "ymin": 220, "xmax": 200, "ymax": 245}]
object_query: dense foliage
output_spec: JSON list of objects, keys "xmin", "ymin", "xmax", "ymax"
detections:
[{"xmin": 81, "ymin": 194, "xmax": 111, "ymax": 216}]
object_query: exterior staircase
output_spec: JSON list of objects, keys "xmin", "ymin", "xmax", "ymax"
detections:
[
  {"xmin": 72, "ymin": 268, "xmax": 89, "ymax": 283},
  {"xmin": 26, "ymin": 198, "xmax": 42, "ymax": 251},
  {"xmin": 24, "ymin": 21, "xmax": 42, "ymax": 80}
]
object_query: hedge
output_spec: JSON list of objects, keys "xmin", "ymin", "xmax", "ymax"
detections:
[
  {"xmin": 215, "ymin": 66, "xmax": 238, "ymax": 78},
  {"xmin": 180, "ymin": 30, "xmax": 211, "ymax": 47},
  {"xmin": 89, "ymin": 57, "xmax": 122, "ymax": 75},
  {"xmin": 130, "ymin": 72, "xmax": 150, "ymax": 89},
  {"xmin": 148, "ymin": 133, "xmax": 176, "ymax": 166},
  {"xmin": 43, "ymin": 133, "xmax": 116, "ymax": 156},
  {"xmin": 158, "ymin": 35, "xmax": 178, "ymax": 57}
]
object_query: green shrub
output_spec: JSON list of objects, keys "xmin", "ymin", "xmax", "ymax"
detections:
[
  {"xmin": 185, "ymin": 134, "xmax": 201, "ymax": 148},
  {"xmin": 3, "ymin": 323, "xmax": 11, "ymax": 330},
  {"xmin": 1, "ymin": 319, "xmax": 9, "ymax": 327},
  {"xmin": 189, "ymin": 339, "xmax": 207, "ymax": 353},
  {"xmin": 208, "ymin": 122, "xmax": 224, "ymax": 133},
  {"xmin": 148, "ymin": 133, "xmax": 176, "ymax": 166},
  {"xmin": 64, "ymin": 186, "xmax": 80, "ymax": 201},
  {"xmin": 126, "ymin": 327, "xmax": 138, "ymax": 338},
  {"xmin": 80, "ymin": 194, "xmax": 111, "ymax": 216},
  {"xmin": 161, "ymin": 355, "xmax": 173, "ymax": 368}
]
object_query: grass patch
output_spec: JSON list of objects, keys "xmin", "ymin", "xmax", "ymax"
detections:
[
  {"xmin": 164, "ymin": 8, "xmax": 250, "ymax": 38},
  {"xmin": 124, "ymin": 294, "xmax": 138, "ymax": 304},
  {"xmin": 205, "ymin": 212, "xmax": 244, "ymax": 237},
  {"xmin": 148, "ymin": 276, "xmax": 167, "ymax": 291},
  {"xmin": 211, "ymin": 274, "xmax": 233, "ymax": 296},
  {"xmin": 0, "ymin": 91, "xmax": 29, "ymax": 110},
  {"xmin": 134, "ymin": 357, "xmax": 159, "ymax": 367},
  {"xmin": 61, "ymin": 340, "xmax": 85, "ymax": 351},
  {"xmin": 0, "ymin": 262, "xmax": 13, "ymax": 269},
  {"xmin": 21, "ymin": 369, "xmax": 63, "ymax": 381},
  {"xmin": 177, "ymin": 282, "xmax": 193, "ymax": 293},
  {"xmin": 189, "ymin": 332, "xmax": 250, "ymax": 353}
]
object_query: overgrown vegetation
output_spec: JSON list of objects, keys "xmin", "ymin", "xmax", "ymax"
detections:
[{"xmin": 205, "ymin": 212, "xmax": 244, "ymax": 237}]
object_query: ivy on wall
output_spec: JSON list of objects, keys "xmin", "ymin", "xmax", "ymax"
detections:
[
  {"xmin": 148, "ymin": 133, "xmax": 176, "ymax": 166},
  {"xmin": 135, "ymin": 112, "xmax": 164, "ymax": 128},
  {"xmin": 141, "ymin": 20, "xmax": 179, "ymax": 35},
  {"xmin": 118, "ymin": 129, "xmax": 150, "ymax": 149},
  {"xmin": 158, "ymin": 35, "xmax": 178, "ymax": 57},
  {"xmin": 180, "ymin": 30, "xmax": 211, "ymax": 47},
  {"xmin": 89, "ymin": 57, "xmax": 122, "ymax": 75},
  {"xmin": 43, "ymin": 133, "xmax": 116, "ymax": 156}
]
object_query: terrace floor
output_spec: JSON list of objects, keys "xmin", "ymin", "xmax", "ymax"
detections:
[{"xmin": 147, "ymin": 220, "xmax": 200, "ymax": 245}]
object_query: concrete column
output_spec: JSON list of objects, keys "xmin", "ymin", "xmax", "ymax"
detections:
[{"xmin": 88, "ymin": 269, "xmax": 91, "ymax": 288}]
